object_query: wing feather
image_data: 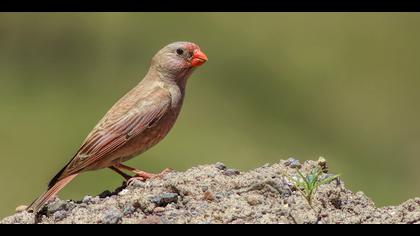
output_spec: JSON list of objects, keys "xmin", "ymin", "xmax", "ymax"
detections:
[{"xmin": 57, "ymin": 87, "xmax": 171, "ymax": 180}]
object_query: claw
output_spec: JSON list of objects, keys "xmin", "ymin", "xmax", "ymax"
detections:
[{"xmin": 126, "ymin": 168, "xmax": 173, "ymax": 186}]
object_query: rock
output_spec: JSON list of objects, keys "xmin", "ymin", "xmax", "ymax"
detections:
[
  {"xmin": 215, "ymin": 162, "xmax": 227, "ymax": 170},
  {"xmin": 128, "ymin": 179, "xmax": 146, "ymax": 188},
  {"xmin": 284, "ymin": 157, "xmax": 302, "ymax": 169},
  {"xmin": 118, "ymin": 189, "xmax": 129, "ymax": 196},
  {"xmin": 52, "ymin": 210, "xmax": 67, "ymax": 221},
  {"xmin": 223, "ymin": 168, "xmax": 240, "ymax": 176},
  {"xmin": 201, "ymin": 186, "xmax": 209, "ymax": 192},
  {"xmin": 246, "ymin": 194, "xmax": 263, "ymax": 206},
  {"xmin": 91, "ymin": 196, "xmax": 100, "ymax": 204},
  {"xmin": 150, "ymin": 193, "xmax": 179, "ymax": 207},
  {"xmin": 82, "ymin": 196, "xmax": 92, "ymax": 204},
  {"xmin": 123, "ymin": 204, "xmax": 136, "ymax": 216},
  {"xmin": 15, "ymin": 205, "xmax": 28, "ymax": 213},
  {"xmin": 317, "ymin": 156, "xmax": 328, "ymax": 173},
  {"xmin": 153, "ymin": 207, "xmax": 165, "ymax": 214},
  {"xmin": 46, "ymin": 199, "xmax": 70, "ymax": 216},
  {"xmin": 102, "ymin": 207, "xmax": 123, "ymax": 224}
]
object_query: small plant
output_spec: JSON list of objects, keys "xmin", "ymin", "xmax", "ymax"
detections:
[{"xmin": 287, "ymin": 167, "xmax": 340, "ymax": 207}]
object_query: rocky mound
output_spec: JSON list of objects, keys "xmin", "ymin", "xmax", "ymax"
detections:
[{"xmin": 1, "ymin": 159, "xmax": 419, "ymax": 224}]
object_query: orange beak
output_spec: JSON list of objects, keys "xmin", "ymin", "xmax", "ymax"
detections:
[{"xmin": 191, "ymin": 49, "xmax": 208, "ymax": 67}]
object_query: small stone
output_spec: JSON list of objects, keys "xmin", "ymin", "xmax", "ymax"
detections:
[
  {"xmin": 153, "ymin": 207, "xmax": 165, "ymax": 214},
  {"xmin": 91, "ymin": 196, "xmax": 100, "ymax": 204},
  {"xmin": 118, "ymin": 189, "xmax": 129, "ymax": 196},
  {"xmin": 132, "ymin": 201, "xmax": 141, "ymax": 209},
  {"xmin": 182, "ymin": 197, "xmax": 191, "ymax": 205},
  {"xmin": 223, "ymin": 169, "xmax": 240, "ymax": 176},
  {"xmin": 151, "ymin": 193, "xmax": 179, "ymax": 207},
  {"xmin": 246, "ymin": 194, "xmax": 263, "ymax": 206},
  {"xmin": 52, "ymin": 210, "xmax": 67, "ymax": 221},
  {"xmin": 128, "ymin": 179, "xmax": 146, "ymax": 188},
  {"xmin": 215, "ymin": 162, "xmax": 227, "ymax": 170},
  {"xmin": 317, "ymin": 156, "xmax": 328, "ymax": 173},
  {"xmin": 207, "ymin": 173, "xmax": 216, "ymax": 178},
  {"xmin": 123, "ymin": 204, "xmax": 136, "ymax": 216},
  {"xmin": 47, "ymin": 199, "xmax": 69, "ymax": 215},
  {"xmin": 215, "ymin": 193, "xmax": 224, "ymax": 199},
  {"xmin": 82, "ymin": 196, "xmax": 92, "ymax": 204},
  {"xmin": 99, "ymin": 190, "xmax": 112, "ymax": 199},
  {"xmin": 102, "ymin": 207, "xmax": 123, "ymax": 224},
  {"xmin": 201, "ymin": 186, "xmax": 209, "ymax": 192},
  {"xmin": 15, "ymin": 205, "xmax": 28, "ymax": 213},
  {"xmin": 284, "ymin": 158, "xmax": 302, "ymax": 169}
]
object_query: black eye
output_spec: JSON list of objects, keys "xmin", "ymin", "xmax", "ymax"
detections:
[{"xmin": 176, "ymin": 48, "xmax": 184, "ymax": 55}]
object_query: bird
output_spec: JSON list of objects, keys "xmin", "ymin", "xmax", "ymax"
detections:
[{"xmin": 27, "ymin": 41, "xmax": 208, "ymax": 213}]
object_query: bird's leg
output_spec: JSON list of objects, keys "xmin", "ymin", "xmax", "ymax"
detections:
[
  {"xmin": 109, "ymin": 166, "xmax": 133, "ymax": 180},
  {"xmin": 114, "ymin": 163, "xmax": 172, "ymax": 181}
]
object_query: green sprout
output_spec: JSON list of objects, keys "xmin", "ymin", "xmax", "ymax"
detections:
[{"xmin": 287, "ymin": 167, "xmax": 340, "ymax": 207}]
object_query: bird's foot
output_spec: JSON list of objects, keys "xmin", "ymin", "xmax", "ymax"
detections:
[{"xmin": 127, "ymin": 168, "xmax": 173, "ymax": 186}]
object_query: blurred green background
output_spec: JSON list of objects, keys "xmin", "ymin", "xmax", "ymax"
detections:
[{"xmin": 1, "ymin": 13, "xmax": 420, "ymax": 217}]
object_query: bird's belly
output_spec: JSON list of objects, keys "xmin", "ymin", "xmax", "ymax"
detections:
[{"xmin": 107, "ymin": 111, "xmax": 178, "ymax": 165}]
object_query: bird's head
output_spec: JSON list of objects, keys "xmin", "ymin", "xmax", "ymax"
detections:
[{"xmin": 151, "ymin": 41, "xmax": 208, "ymax": 76}]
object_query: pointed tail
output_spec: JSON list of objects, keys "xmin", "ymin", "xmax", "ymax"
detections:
[{"xmin": 27, "ymin": 174, "xmax": 78, "ymax": 213}]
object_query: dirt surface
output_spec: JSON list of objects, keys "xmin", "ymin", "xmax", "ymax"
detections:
[{"xmin": 2, "ymin": 159, "xmax": 420, "ymax": 224}]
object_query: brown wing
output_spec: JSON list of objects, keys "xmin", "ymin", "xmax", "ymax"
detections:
[{"xmin": 49, "ymin": 87, "xmax": 171, "ymax": 186}]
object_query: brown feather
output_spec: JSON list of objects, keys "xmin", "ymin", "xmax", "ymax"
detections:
[
  {"xmin": 52, "ymin": 87, "xmax": 171, "ymax": 182},
  {"xmin": 27, "ymin": 174, "xmax": 78, "ymax": 213}
]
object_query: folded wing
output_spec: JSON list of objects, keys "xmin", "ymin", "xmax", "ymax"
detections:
[{"xmin": 48, "ymin": 87, "xmax": 171, "ymax": 187}]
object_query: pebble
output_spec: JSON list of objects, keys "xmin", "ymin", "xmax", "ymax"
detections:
[
  {"xmin": 151, "ymin": 193, "xmax": 179, "ymax": 207},
  {"xmin": 317, "ymin": 156, "xmax": 328, "ymax": 172},
  {"xmin": 223, "ymin": 168, "xmax": 240, "ymax": 176},
  {"xmin": 215, "ymin": 193, "xmax": 224, "ymax": 200},
  {"xmin": 215, "ymin": 162, "xmax": 227, "ymax": 170},
  {"xmin": 123, "ymin": 204, "xmax": 136, "ymax": 216},
  {"xmin": 153, "ymin": 207, "xmax": 165, "ymax": 214},
  {"xmin": 47, "ymin": 200, "xmax": 69, "ymax": 215},
  {"xmin": 91, "ymin": 196, "xmax": 100, "ymax": 204},
  {"xmin": 82, "ymin": 196, "xmax": 92, "ymax": 204},
  {"xmin": 118, "ymin": 189, "xmax": 129, "ymax": 196},
  {"xmin": 52, "ymin": 210, "xmax": 67, "ymax": 221},
  {"xmin": 102, "ymin": 207, "xmax": 123, "ymax": 224},
  {"xmin": 128, "ymin": 179, "xmax": 146, "ymax": 188},
  {"xmin": 284, "ymin": 157, "xmax": 302, "ymax": 169},
  {"xmin": 246, "ymin": 194, "xmax": 263, "ymax": 206},
  {"xmin": 15, "ymin": 205, "xmax": 28, "ymax": 213},
  {"xmin": 207, "ymin": 173, "xmax": 216, "ymax": 178}
]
